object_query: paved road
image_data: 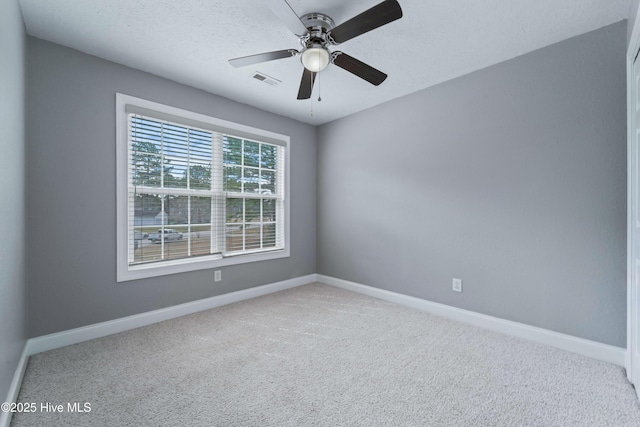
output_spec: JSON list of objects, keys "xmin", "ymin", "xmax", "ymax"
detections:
[{"xmin": 136, "ymin": 231, "xmax": 213, "ymax": 248}]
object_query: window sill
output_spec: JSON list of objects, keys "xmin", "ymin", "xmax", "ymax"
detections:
[{"xmin": 117, "ymin": 248, "xmax": 289, "ymax": 282}]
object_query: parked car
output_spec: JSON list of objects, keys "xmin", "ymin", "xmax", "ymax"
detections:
[
  {"xmin": 148, "ymin": 229, "xmax": 183, "ymax": 242},
  {"xmin": 134, "ymin": 231, "xmax": 149, "ymax": 241}
]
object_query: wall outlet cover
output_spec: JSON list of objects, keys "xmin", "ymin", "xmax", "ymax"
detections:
[
  {"xmin": 214, "ymin": 270, "xmax": 222, "ymax": 282},
  {"xmin": 452, "ymin": 278, "xmax": 462, "ymax": 293}
]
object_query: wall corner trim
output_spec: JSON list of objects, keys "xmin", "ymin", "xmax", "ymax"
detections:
[
  {"xmin": 0, "ymin": 345, "xmax": 30, "ymax": 427},
  {"xmin": 317, "ymin": 274, "xmax": 626, "ymax": 367}
]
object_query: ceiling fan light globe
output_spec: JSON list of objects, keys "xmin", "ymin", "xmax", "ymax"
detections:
[{"xmin": 301, "ymin": 47, "xmax": 330, "ymax": 72}]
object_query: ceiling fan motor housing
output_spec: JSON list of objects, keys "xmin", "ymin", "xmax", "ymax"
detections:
[
  {"xmin": 299, "ymin": 13, "xmax": 335, "ymax": 45},
  {"xmin": 299, "ymin": 13, "xmax": 335, "ymax": 72}
]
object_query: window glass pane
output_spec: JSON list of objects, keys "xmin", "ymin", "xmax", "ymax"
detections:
[
  {"xmin": 132, "ymin": 150, "xmax": 162, "ymax": 187},
  {"xmin": 164, "ymin": 158, "xmax": 188, "ymax": 188},
  {"xmin": 224, "ymin": 166, "xmax": 242, "ymax": 192},
  {"xmin": 190, "ymin": 129, "xmax": 212, "ymax": 163},
  {"xmin": 131, "ymin": 118, "xmax": 162, "ymax": 154},
  {"xmin": 224, "ymin": 137, "xmax": 243, "ymax": 165},
  {"xmin": 261, "ymin": 170, "xmax": 275, "ymax": 194},
  {"xmin": 263, "ymin": 224, "xmax": 276, "ymax": 248},
  {"xmin": 134, "ymin": 234, "xmax": 163, "ymax": 264},
  {"xmin": 245, "ymin": 224, "xmax": 261, "ymax": 249},
  {"xmin": 225, "ymin": 197, "xmax": 262, "ymax": 252},
  {"xmin": 245, "ymin": 199, "xmax": 260, "ymax": 222},
  {"xmin": 133, "ymin": 226, "xmax": 160, "ymax": 264},
  {"xmin": 163, "ymin": 124, "xmax": 189, "ymax": 158},
  {"xmin": 243, "ymin": 167, "xmax": 259, "ymax": 193},
  {"xmin": 226, "ymin": 198, "xmax": 243, "ymax": 224},
  {"xmin": 263, "ymin": 199, "xmax": 276, "ymax": 221},
  {"xmin": 226, "ymin": 225, "xmax": 244, "ymax": 252},
  {"xmin": 244, "ymin": 140, "xmax": 260, "ymax": 167},
  {"xmin": 132, "ymin": 194, "xmax": 162, "ymax": 263},
  {"xmin": 132, "ymin": 194, "xmax": 162, "ymax": 264},
  {"xmin": 163, "ymin": 196, "xmax": 188, "ymax": 261},
  {"xmin": 261, "ymin": 144, "xmax": 276, "ymax": 169},
  {"xmin": 222, "ymin": 198, "xmax": 277, "ymax": 252},
  {"xmin": 165, "ymin": 195, "xmax": 188, "ymax": 226},
  {"xmin": 189, "ymin": 164, "xmax": 211, "ymax": 190},
  {"xmin": 190, "ymin": 196, "xmax": 211, "ymax": 257},
  {"xmin": 133, "ymin": 194, "xmax": 163, "ymax": 226}
]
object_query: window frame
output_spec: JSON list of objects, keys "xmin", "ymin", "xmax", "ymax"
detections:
[{"xmin": 116, "ymin": 93, "xmax": 290, "ymax": 282}]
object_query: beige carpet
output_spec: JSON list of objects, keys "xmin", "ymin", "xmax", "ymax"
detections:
[{"xmin": 11, "ymin": 283, "xmax": 640, "ymax": 426}]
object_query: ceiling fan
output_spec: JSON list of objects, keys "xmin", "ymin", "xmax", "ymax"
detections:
[{"xmin": 228, "ymin": 0, "xmax": 403, "ymax": 100}]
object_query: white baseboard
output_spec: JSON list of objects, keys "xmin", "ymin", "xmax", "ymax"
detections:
[
  {"xmin": 27, "ymin": 274, "xmax": 317, "ymax": 356},
  {"xmin": 318, "ymin": 274, "xmax": 626, "ymax": 367},
  {"xmin": 0, "ymin": 345, "xmax": 30, "ymax": 427}
]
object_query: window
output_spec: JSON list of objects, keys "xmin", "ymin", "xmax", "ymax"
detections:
[{"xmin": 116, "ymin": 94, "xmax": 289, "ymax": 281}]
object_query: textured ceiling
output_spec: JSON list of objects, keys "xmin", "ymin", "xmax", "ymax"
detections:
[{"xmin": 19, "ymin": 0, "xmax": 630, "ymax": 125}]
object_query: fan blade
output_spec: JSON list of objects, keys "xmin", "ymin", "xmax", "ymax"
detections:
[
  {"xmin": 297, "ymin": 68, "xmax": 317, "ymax": 100},
  {"xmin": 328, "ymin": 0, "xmax": 402, "ymax": 45},
  {"xmin": 332, "ymin": 52, "xmax": 387, "ymax": 86},
  {"xmin": 265, "ymin": 0, "xmax": 308, "ymax": 36},
  {"xmin": 229, "ymin": 49, "xmax": 298, "ymax": 68}
]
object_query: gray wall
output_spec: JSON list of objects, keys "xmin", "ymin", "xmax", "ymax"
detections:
[
  {"xmin": 630, "ymin": 0, "xmax": 639, "ymax": 44},
  {"xmin": 317, "ymin": 21, "xmax": 627, "ymax": 347},
  {"xmin": 27, "ymin": 38, "xmax": 317, "ymax": 337},
  {"xmin": 0, "ymin": 0, "xmax": 27, "ymax": 400}
]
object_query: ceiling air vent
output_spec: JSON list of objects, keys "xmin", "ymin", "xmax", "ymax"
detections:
[{"xmin": 251, "ymin": 72, "xmax": 281, "ymax": 86}]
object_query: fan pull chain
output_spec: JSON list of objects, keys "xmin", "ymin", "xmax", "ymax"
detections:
[{"xmin": 317, "ymin": 71, "xmax": 322, "ymax": 102}]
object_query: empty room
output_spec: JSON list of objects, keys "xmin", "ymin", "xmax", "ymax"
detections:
[{"xmin": 3, "ymin": 0, "xmax": 640, "ymax": 425}]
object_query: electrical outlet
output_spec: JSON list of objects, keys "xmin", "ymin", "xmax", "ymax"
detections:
[
  {"xmin": 452, "ymin": 278, "xmax": 463, "ymax": 293},
  {"xmin": 214, "ymin": 270, "xmax": 222, "ymax": 282}
]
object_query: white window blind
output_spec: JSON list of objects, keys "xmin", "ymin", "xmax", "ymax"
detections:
[
  {"xmin": 128, "ymin": 114, "xmax": 223, "ymax": 266},
  {"xmin": 222, "ymin": 136, "xmax": 286, "ymax": 255},
  {"xmin": 117, "ymin": 94, "xmax": 289, "ymax": 281}
]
